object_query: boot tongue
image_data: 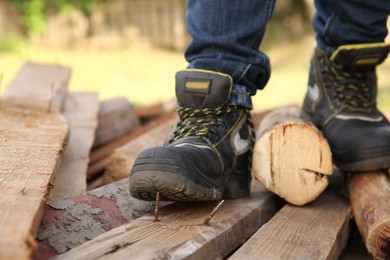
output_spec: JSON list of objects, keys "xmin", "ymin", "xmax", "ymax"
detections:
[
  {"xmin": 175, "ymin": 70, "xmax": 233, "ymax": 109},
  {"xmin": 330, "ymin": 43, "xmax": 390, "ymax": 72}
]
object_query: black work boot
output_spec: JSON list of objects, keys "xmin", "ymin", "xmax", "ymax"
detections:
[
  {"xmin": 129, "ymin": 69, "xmax": 255, "ymax": 201},
  {"xmin": 302, "ymin": 43, "xmax": 390, "ymax": 172}
]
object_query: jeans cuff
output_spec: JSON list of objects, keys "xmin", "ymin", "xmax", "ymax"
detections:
[{"xmin": 228, "ymin": 84, "xmax": 253, "ymax": 109}]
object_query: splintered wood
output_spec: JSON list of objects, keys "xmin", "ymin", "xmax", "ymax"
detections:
[
  {"xmin": 0, "ymin": 108, "xmax": 68, "ymax": 259},
  {"xmin": 348, "ymin": 171, "xmax": 390, "ymax": 260},
  {"xmin": 56, "ymin": 187, "xmax": 277, "ymax": 259}
]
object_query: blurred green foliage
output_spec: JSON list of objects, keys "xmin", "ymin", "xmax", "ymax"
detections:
[
  {"xmin": 10, "ymin": 0, "xmax": 107, "ymax": 36},
  {"xmin": 0, "ymin": 33, "xmax": 26, "ymax": 52}
]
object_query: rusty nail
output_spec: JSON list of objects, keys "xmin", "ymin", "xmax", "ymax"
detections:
[
  {"xmin": 154, "ymin": 192, "xmax": 160, "ymax": 222},
  {"xmin": 203, "ymin": 200, "xmax": 225, "ymax": 225}
]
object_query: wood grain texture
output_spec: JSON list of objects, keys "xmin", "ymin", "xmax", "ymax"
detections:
[
  {"xmin": 56, "ymin": 188, "xmax": 277, "ymax": 260},
  {"xmin": 347, "ymin": 171, "xmax": 390, "ymax": 260},
  {"xmin": 2, "ymin": 62, "xmax": 71, "ymax": 113},
  {"xmin": 0, "ymin": 108, "xmax": 68, "ymax": 259},
  {"xmin": 102, "ymin": 117, "xmax": 177, "ymax": 184},
  {"xmin": 231, "ymin": 191, "xmax": 351, "ymax": 260},
  {"xmin": 253, "ymin": 107, "xmax": 333, "ymax": 206},
  {"xmin": 93, "ymin": 97, "xmax": 140, "ymax": 148},
  {"xmin": 50, "ymin": 92, "xmax": 99, "ymax": 201}
]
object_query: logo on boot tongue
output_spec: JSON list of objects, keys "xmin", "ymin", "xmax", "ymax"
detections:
[{"xmin": 185, "ymin": 78, "xmax": 211, "ymax": 94}]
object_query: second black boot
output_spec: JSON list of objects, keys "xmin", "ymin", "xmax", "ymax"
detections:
[
  {"xmin": 302, "ymin": 43, "xmax": 390, "ymax": 172},
  {"xmin": 129, "ymin": 69, "xmax": 255, "ymax": 201}
]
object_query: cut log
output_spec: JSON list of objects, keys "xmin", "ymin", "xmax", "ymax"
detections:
[
  {"xmin": 50, "ymin": 92, "xmax": 99, "ymax": 201},
  {"xmin": 347, "ymin": 171, "xmax": 390, "ymax": 260},
  {"xmin": 2, "ymin": 61, "xmax": 71, "ymax": 113},
  {"xmin": 0, "ymin": 108, "xmax": 68, "ymax": 259},
  {"xmin": 102, "ymin": 117, "xmax": 177, "ymax": 184},
  {"xmin": 230, "ymin": 191, "xmax": 351, "ymax": 259},
  {"xmin": 87, "ymin": 110, "xmax": 176, "ymax": 179},
  {"xmin": 252, "ymin": 106, "xmax": 333, "ymax": 206},
  {"xmin": 34, "ymin": 178, "xmax": 155, "ymax": 259},
  {"xmin": 55, "ymin": 184, "xmax": 278, "ymax": 260},
  {"xmin": 93, "ymin": 97, "xmax": 140, "ymax": 148}
]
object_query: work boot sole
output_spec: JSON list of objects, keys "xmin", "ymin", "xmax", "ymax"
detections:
[{"xmin": 129, "ymin": 171, "xmax": 222, "ymax": 201}]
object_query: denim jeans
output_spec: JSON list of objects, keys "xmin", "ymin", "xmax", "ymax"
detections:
[{"xmin": 185, "ymin": 0, "xmax": 390, "ymax": 108}]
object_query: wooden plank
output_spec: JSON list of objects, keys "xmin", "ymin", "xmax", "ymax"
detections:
[
  {"xmin": 56, "ymin": 185, "xmax": 278, "ymax": 260},
  {"xmin": 2, "ymin": 62, "xmax": 71, "ymax": 113},
  {"xmin": 0, "ymin": 108, "xmax": 68, "ymax": 259},
  {"xmin": 87, "ymin": 110, "xmax": 176, "ymax": 179},
  {"xmin": 50, "ymin": 92, "xmax": 99, "ymax": 201},
  {"xmin": 102, "ymin": 117, "xmax": 177, "ymax": 184},
  {"xmin": 230, "ymin": 191, "xmax": 351, "ymax": 260},
  {"xmin": 347, "ymin": 171, "xmax": 390, "ymax": 259},
  {"xmin": 93, "ymin": 97, "xmax": 140, "ymax": 148},
  {"xmin": 34, "ymin": 178, "xmax": 156, "ymax": 259}
]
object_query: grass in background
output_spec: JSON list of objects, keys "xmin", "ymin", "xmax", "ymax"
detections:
[
  {"xmin": 0, "ymin": 33, "xmax": 27, "ymax": 53},
  {"xmin": 0, "ymin": 44, "xmax": 187, "ymax": 107},
  {"xmin": 0, "ymin": 35, "xmax": 389, "ymax": 114}
]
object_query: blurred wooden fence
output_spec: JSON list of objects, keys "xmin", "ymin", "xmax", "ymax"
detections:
[{"xmin": 0, "ymin": 0, "xmax": 189, "ymax": 50}]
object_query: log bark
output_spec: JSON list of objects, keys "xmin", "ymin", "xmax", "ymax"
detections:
[
  {"xmin": 230, "ymin": 191, "xmax": 351, "ymax": 260},
  {"xmin": 93, "ymin": 97, "xmax": 140, "ymax": 148},
  {"xmin": 252, "ymin": 106, "xmax": 333, "ymax": 206},
  {"xmin": 55, "ymin": 184, "xmax": 278, "ymax": 260},
  {"xmin": 347, "ymin": 171, "xmax": 390, "ymax": 260},
  {"xmin": 50, "ymin": 92, "xmax": 99, "ymax": 201},
  {"xmin": 2, "ymin": 62, "xmax": 71, "ymax": 113},
  {"xmin": 0, "ymin": 108, "xmax": 68, "ymax": 259}
]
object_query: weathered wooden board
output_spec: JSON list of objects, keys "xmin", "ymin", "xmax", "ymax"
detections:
[
  {"xmin": 347, "ymin": 171, "xmax": 390, "ymax": 260},
  {"xmin": 230, "ymin": 191, "xmax": 351, "ymax": 260},
  {"xmin": 56, "ymin": 186, "xmax": 277, "ymax": 260},
  {"xmin": 34, "ymin": 178, "xmax": 155, "ymax": 259},
  {"xmin": 0, "ymin": 108, "xmax": 68, "ymax": 259},
  {"xmin": 93, "ymin": 97, "xmax": 140, "ymax": 148},
  {"xmin": 50, "ymin": 92, "xmax": 99, "ymax": 201},
  {"xmin": 102, "ymin": 117, "xmax": 177, "ymax": 184},
  {"xmin": 2, "ymin": 62, "xmax": 71, "ymax": 113}
]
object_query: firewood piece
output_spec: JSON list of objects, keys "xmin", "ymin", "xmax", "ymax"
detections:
[
  {"xmin": 0, "ymin": 108, "xmax": 68, "ymax": 259},
  {"xmin": 347, "ymin": 171, "xmax": 390, "ymax": 260},
  {"xmin": 93, "ymin": 97, "xmax": 140, "ymax": 148},
  {"xmin": 34, "ymin": 178, "xmax": 156, "ymax": 259},
  {"xmin": 253, "ymin": 107, "xmax": 333, "ymax": 206},
  {"xmin": 2, "ymin": 62, "xmax": 71, "ymax": 113},
  {"xmin": 102, "ymin": 117, "xmax": 177, "ymax": 184},
  {"xmin": 55, "ymin": 185, "xmax": 278, "ymax": 260},
  {"xmin": 50, "ymin": 92, "xmax": 99, "ymax": 201},
  {"xmin": 230, "ymin": 191, "xmax": 351, "ymax": 259}
]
